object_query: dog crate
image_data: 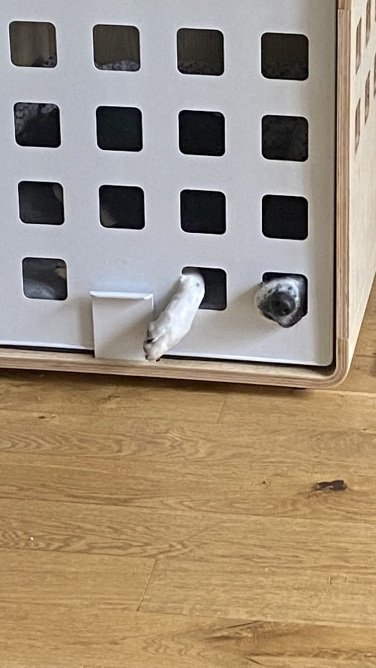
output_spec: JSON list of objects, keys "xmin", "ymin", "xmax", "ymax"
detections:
[{"xmin": 0, "ymin": 0, "xmax": 374, "ymax": 387}]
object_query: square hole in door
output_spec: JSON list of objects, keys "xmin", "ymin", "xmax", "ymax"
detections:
[
  {"xmin": 261, "ymin": 33, "xmax": 308, "ymax": 80},
  {"xmin": 14, "ymin": 103, "xmax": 61, "ymax": 148},
  {"xmin": 99, "ymin": 185, "xmax": 145, "ymax": 229},
  {"xmin": 9, "ymin": 21, "xmax": 57, "ymax": 67},
  {"xmin": 262, "ymin": 195, "xmax": 308, "ymax": 240},
  {"xmin": 262, "ymin": 115, "xmax": 308, "ymax": 161},
  {"xmin": 96, "ymin": 107, "xmax": 143, "ymax": 151},
  {"xmin": 18, "ymin": 181, "xmax": 64, "ymax": 225},
  {"xmin": 93, "ymin": 25, "xmax": 140, "ymax": 70},
  {"xmin": 179, "ymin": 110, "xmax": 225, "ymax": 156},
  {"xmin": 181, "ymin": 190, "xmax": 226, "ymax": 234},
  {"xmin": 184, "ymin": 266, "xmax": 227, "ymax": 310},
  {"xmin": 177, "ymin": 28, "xmax": 224, "ymax": 75},
  {"xmin": 22, "ymin": 258, "xmax": 67, "ymax": 300}
]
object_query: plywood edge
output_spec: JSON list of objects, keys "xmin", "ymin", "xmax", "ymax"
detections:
[
  {"xmin": 327, "ymin": 2, "xmax": 352, "ymax": 390},
  {"xmin": 0, "ymin": 346, "xmax": 344, "ymax": 389},
  {"xmin": 336, "ymin": 3, "xmax": 351, "ymax": 344},
  {"xmin": 304, "ymin": 3, "xmax": 353, "ymax": 390},
  {"xmin": 307, "ymin": 338, "xmax": 351, "ymax": 388},
  {"xmin": 337, "ymin": 0, "xmax": 352, "ymax": 11},
  {"xmin": 345, "ymin": 0, "xmax": 376, "ymax": 358}
]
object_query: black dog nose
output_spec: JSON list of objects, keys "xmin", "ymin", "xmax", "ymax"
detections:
[{"xmin": 269, "ymin": 291, "xmax": 296, "ymax": 317}]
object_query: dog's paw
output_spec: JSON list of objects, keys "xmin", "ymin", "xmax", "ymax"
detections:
[
  {"xmin": 143, "ymin": 314, "xmax": 174, "ymax": 361},
  {"xmin": 144, "ymin": 270, "xmax": 205, "ymax": 361},
  {"xmin": 143, "ymin": 336, "xmax": 168, "ymax": 362}
]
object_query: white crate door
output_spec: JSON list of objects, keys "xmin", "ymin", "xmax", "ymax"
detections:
[{"xmin": 0, "ymin": 0, "xmax": 336, "ymax": 364}]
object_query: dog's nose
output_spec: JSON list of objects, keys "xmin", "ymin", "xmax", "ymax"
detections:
[{"xmin": 269, "ymin": 292, "xmax": 296, "ymax": 317}]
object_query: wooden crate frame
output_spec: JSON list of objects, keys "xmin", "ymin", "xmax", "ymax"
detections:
[{"xmin": 0, "ymin": 0, "xmax": 375, "ymax": 388}]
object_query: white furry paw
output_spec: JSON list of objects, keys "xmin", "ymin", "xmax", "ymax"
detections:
[
  {"xmin": 144, "ymin": 269, "xmax": 205, "ymax": 361},
  {"xmin": 143, "ymin": 314, "xmax": 176, "ymax": 362}
]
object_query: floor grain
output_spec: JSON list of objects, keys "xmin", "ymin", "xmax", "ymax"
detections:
[{"xmin": 0, "ymin": 284, "xmax": 375, "ymax": 667}]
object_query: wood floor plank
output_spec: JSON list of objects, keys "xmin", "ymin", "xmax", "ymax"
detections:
[
  {"xmin": 2, "ymin": 606, "xmax": 375, "ymax": 668},
  {"xmin": 0, "ymin": 410, "xmax": 138, "ymax": 457},
  {"xmin": 2, "ymin": 496, "xmax": 376, "ymax": 571},
  {"xmin": 140, "ymin": 558, "xmax": 376, "ymax": 626},
  {"xmin": 0, "ymin": 409, "xmax": 374, "ymax": 464},
  {"xmin": 2, "ymin": 449, "xmax": 376, "ymax": 522},
  {"xmin": 0, "ymin": 550, "xmax": 153, "ymax": 610},
  {"xmin": 205, "ymin": 619, "xmax": 376, "ymax": 661},
  {"xmin": 0, "ymin": 371, "xmax": 226, "ymax": 422},
  {"xmin": 255, "ymin": 660, "xmax": 376, "ymax": 667},
  {"xmin": 220, "ymin": 388, "xmax": 376, "ymax": 430}
]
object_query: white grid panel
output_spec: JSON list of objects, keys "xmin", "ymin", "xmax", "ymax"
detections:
[{"xmin": 0, "ymin": 0, "xmax": 336, "ymax": 365}]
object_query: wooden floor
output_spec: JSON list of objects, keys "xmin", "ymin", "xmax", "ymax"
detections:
[{"xmin": 0, "ymin": 286, "xmax": 375, "ymax": 668}]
